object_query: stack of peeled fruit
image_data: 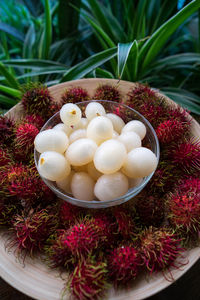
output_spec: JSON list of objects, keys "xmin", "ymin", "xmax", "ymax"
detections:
[{"xmin": 34, "ymin": 102, "xmax": 158, "ymax": 202}]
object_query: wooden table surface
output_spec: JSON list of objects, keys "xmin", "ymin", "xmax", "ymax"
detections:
[{"xmin": 0, "ymin": 257, "xmax": 200, "ymax": 300}]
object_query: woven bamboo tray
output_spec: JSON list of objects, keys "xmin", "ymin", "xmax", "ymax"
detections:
[{"xmin": 1, "ymin": 78, "xmax": 200, "ymax": 300}]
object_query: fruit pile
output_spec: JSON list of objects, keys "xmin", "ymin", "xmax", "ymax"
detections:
[
  {"xmin": 0, "ymin": 83, "xmax": 200, "ymax": 300},
  {"xmin": 35, "ymin": 101, "xmax": 157, "ymax": 202}
]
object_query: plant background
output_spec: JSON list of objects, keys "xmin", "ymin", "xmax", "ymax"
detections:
[{"xmin": 0, "ymin": 0, "xmax": 200, "ymax": 115}]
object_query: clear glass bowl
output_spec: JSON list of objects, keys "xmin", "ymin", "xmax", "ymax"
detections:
[{"xmin": 34, "ymin": 100, "xmax": 160, "ymax": 208}]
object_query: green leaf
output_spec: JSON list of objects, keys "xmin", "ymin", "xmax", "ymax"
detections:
[
  {"xmin": 0, "ymin": 22, "xmax": 24, "ymax": 42},
  {"xmin": 0, "ymin": 85, "xmax": 21, "ymax": 99},
  {"xmin": 93, "ymin": 68, "xmax": 114, "ymax": 79},
  {"xmin": 0, "ymin": 94, "xmax": 18, "ymax": 107},
  {"xmin": 117, "ymin": 42, "xmax": 134, "ymax": 79},
  {"xmin": 42, "ymin": 0, "xmax": 52, "ymax": 59},
  {"xmin": 0, "ymin": 62, "xmax": 19, "ymax": 89},
  {"xmin": 58, "ymin": 0, "xmax": 81, "ymax": 38},
  {"xmin": 2, "ymin": 59, "xmax": 66, "ymax": 69},
  {"xmin": 61, "ymin": 47, "xmax": 117, "ymax": 82},
  {"xmin": 23, "ymin": 23, "xmax": 36, "ymax": 58},
  {"xmin": 152, "ymin": 53, "xmax": 200, "ymax": 70},
  {"xmin": 139, "ymin": 0, "xmax": 200, "ymax": 72}
]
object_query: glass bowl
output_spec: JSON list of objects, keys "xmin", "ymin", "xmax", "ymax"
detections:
[{"xmin": 34, "ymin": 100, "xmax": 160, "ymax": 208}]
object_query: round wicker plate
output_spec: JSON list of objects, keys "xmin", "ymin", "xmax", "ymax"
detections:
[{"xmin": 1, "ymin": 78, "xmax": 200, "ymax": 300}]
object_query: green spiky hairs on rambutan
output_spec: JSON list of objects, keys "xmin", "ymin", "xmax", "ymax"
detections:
[
  {"xmin": 9, "ymin": 206, "xmax": 59, "ymax": 258},
  {"xmin": 93, "ymin": 84, "xmax": 121, "ymax": 102},
  {"xmin": 68, "ymin": 257, "xmax": 109, "ymax": 300},
  {"xmin": 167, "ymin": 177, "xmax": 200, "ymax": 243},
  {"xmin": 107, "ymin": 245, "xmax": 142, "ymax": 286},
  {"xmin": 0, "ymin": 115, "xmax": 15, "ymax": 146},
  {"xmin": 139, "ymin": 227, "xmax": 184, "ymax": 274},
  {"xmin": 61, "ymin": 87, "xmax": 90, "ymax": 104},
  {"xmin": 21, "ymin": 83, "xmax": 54, "ymax": 119},
  {"xmin": 0, "ymin": 147, "xmax": 13, "ymax": 167}
]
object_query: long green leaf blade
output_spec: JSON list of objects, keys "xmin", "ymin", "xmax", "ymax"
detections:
[
  {"xmin": 61, "ymin": 47, "xmax": 117, "ymax": 82},
  {"xmin": 0, "ymin": 85, "xmax": 21, "ymax": 99},
  {"xmin": 0, "ymin": 22, "xmax": 25, "ymax": 42},
  {"xmin": 0, "ymin": 94, "xmax": 18, "ymax": 107},
  {"xmin": 2, "ymin": 59, "xmax": 66, "ymax": 69},
  {"xmin": 0, "ymin": 62, "xmax": 19, "ymax": 89},
  {"xmin": 117, "ymin": 42, "xmax": 134, "ymax": 79},
  {"xmin": 42, "ymin": 0, "xmax": 52, "ymax": 59}
]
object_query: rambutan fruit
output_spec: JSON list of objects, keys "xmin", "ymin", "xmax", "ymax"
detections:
[
  {"xmin": 135, "ymin": 193, "xmax": 164, "ymax": 227},
  {"xmin": 0, "ymin": 147, "xmax": 13, "ymax": 167},
  {"xmin": 167, "ymin": 178, "xmax": 200, "ymax": 240},
  {"xmin": 156, "ymin": 119, "xmax": 186, "ymax": 144},
  {"xmin": 93, "ymin": 84, "xmax": 121, "ymax": 102},
  {"xmin": 139, "ymin": 227, "xmax": 184, "ymax": 274},
  {"xmin": 14, "ymin": 123, "xmax": 39, "ymax": 158},
  {"xmin": 107, "ymin": 245, "xmax": 141, "ymax": 285},
  {"xmin": 10, "ymin": 207, "xmax": 59, "ymax": 257},
  {"xmin": 65, "ymin": 217, "xmax": 108, "ymax": 257},
  {"xmin": 59, "ymin": 201, "xmax": 82, "ymax": 228},
  {"xmin": 113, "ymin": 208, "xmax": 136, "ymax": 239},
  {"xmin": 21, "ymin": 85, "xmax": 54, "ymax": 119},
  {"xmin": 45, "ymin": 229, "xmax": 74, "ymax": 269},
  {"xmin": 68, "ymin": 257, "xmax": 108, "ymax": 300},
  {"xmin": 168, "ymin": 139, "xmax": 200, "ymax": 174},
  {"xmin": 0, "ymin": 198, "xmax": 18, "ymax": 227},
  {"xmin": 22, "ymin": 114, "xmax": 45, "ymax": 129},
  {"xmin": 61, "ymin": 87, "xmax": 89, "ymax": 105},
  {"xmin": 0, "ymin": 115, "xmax": 15, "ymax": 146}
]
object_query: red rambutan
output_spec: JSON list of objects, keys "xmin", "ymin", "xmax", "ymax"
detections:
[
  {"xmin": 68, "ymin": 257, "xmax": 108, "ymax": 300},
  {"xmin": 167, "ymin": 178, "xmax": 200, "ymax": 239},
  {"xmin": 107, "ymin": 245, "xmax": 141, "ymax": 285},
  {"xmin": 113, "ymin": 208, "xmax": 136, "ymax": 239},
  {"xmin": 14, "ymin": 123, "xmax": 39, "ymax": 158},
  {"xmin": 61, "ymin": 87, "xmax": 89, "ymax": 105},
  {"xmin": 0, "ymin": 147, "xmax": 13, "ymax": 167},
  {"xmin": 22, "ymin": 114, "xmax": 45, "ymax": 129},
  {"xmin": 0, "ymin": 115, "xmax": 15, "ymax": 146},
  {"xmin": 0, "ymin": 198, "xmax": 18, "ymax": 227},
  {"xmin": 59, "ymin": 201, "xmax": 82, "ymax": 228},
  {"xmin": 21, "ymin": 85, "xmax": 54, "ymax": 119},
  {"xmin": 10, "ymin": 207, "xmax": 58, "ymax": 257},
  {"xmin": 93, "ymin": 84, "xmax": 121, "ymax": 102},
  {"xmin": 156, "ymin": 119, "xmax": 186, "ymax": 144},
  {"xmin": 169, "ymin": 139, "xmax": 200, "ymax": 174},
  {"xmin": 65, "ymin": 217, "xmax": 108, "ymax": 257},
  {"xmin": 139, "ymin": 227, "xmax": 184, "ymax": 274},
  {"xmin": 135, "ymin": 194, "xmax": 164, "ymax": 227}
]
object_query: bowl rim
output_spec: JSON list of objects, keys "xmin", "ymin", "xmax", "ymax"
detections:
[{"xmin": 34, "ymin": 99, "xmax": 160, "ymax": 207}]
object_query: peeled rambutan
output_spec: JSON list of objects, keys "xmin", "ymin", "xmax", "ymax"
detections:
[
  {"xmin": 156, "ymin": 119, "xmax": 186, "ymax": 144},
  {"xmin": 21, "ymin": 85, "xmax": 54, "ymax": 119},
  {"xmin": 107, "ymin": 245, "xmax": 141, "ymax": 285},
  {"xmin": 22, "ymin": 114, "xmax": 45, "ymax": 129},
  {"xmin": 59, "ymin": 201, "xmax": 82, "ymax": 228},
  {"xmin": 45, "ymin": 229, "xmax": 74, "ymax": 269},
  {"xmin": 0, "ymin": 147, "xmax": 13, "ymax": 167},
  {"xmin": 135, "ymin": 193, "xmax": 164, "ymax": 227},
  {"xmin": 167, "ymin": 178, "xmax": 200, "ymax": 239},
  {"xmin": 0, "ymin": 115, "xmax": 15, "ymax": 146},
  {"xmin": 169, "ymin": 139, "xmax": 200, "ymax": 174},
  {"xmin": 93, "ymin": 84, "xmax": 121, "ymax": 102},
  {"xmin": 14, "ymin": 123, "xmax": 39, "ymax": 157},
  {"xmin": 68, "ymin": 257, "xmax": 108, "ymax": 300},
  {"xmin": 113, "ymin": 208, "xmax": 136, "ymax": 239},
  {"xmin": 65, "ymin": 217, "xmax": 108, "ymax": 257},
  {"xmin": 10, "ymin": 207, "xmax": 59, "ymax": 257},
  {"xmin": 139, "ymin": 227, "xmax": 184, "ymax": 274},
  {"xmin": 61, "ymin": 87, "xmax": 89, "ymax": 105}
]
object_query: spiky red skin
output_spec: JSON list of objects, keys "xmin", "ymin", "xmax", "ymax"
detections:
[
  {"xmin": 14, "ymin": 123, "xmax": 39, "ymax": 155},
  {"xmin": 45, "ymin": 230, "xmax": 74, "ymax": 269},
  {"xmin": 108, "ymin": 246, "xmax": 141, "ymax": 285},
  {"xmin": 0, "ymin": 147, "xmax": 13, "ymax": 167},
  {"xmin": 59, "ymin": 201, "xmax": 82, "ymax": 228},
  {"xmin": 167, "ymin": 179, "xmax": 200, "ymax": 237},
  {"xmin": 23, "ymin": 114, "xmax": 45, "ymax": 129},
  {"xmin": 156, "ymin": 119, "xmax": 186, "ymax": 144},
  {"xmin": 93, "ymin": 85, "xmax": 121, "ymax": 102},
  {"xmin": 11, "ymin": 208, "xmax": 58, "ymax": 256},
  {"xmin": 139, "ymin": 227, "xmax": 184, "ymax": 273},
  {"xmin": 113, "ymin": 208, "xmax": 135, "ymax": 239},
  {"xmin": 0, "ymin": 198, "xmax": 18, "ymax": 227},
  {"xmin": 135, "ymin": 194, "xmax": 164, "ymax": 227},
  {"xmin": 169, "ymin": 140, "xmax": 200, "ymax": 174},
  {"xmin": 69, "ymin": 258, "xmax": 108, "ymax": 300},
  {"xmin": 0, "ymin": 115, "xmax": 15, "ymax": 146},
  {"xmin": 22, "ymin": 86, "xmax": 54, "ymax": 118},
  {"xmin": 61, "ymin": 87, "xmax": 89, "ymax": 105}
]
